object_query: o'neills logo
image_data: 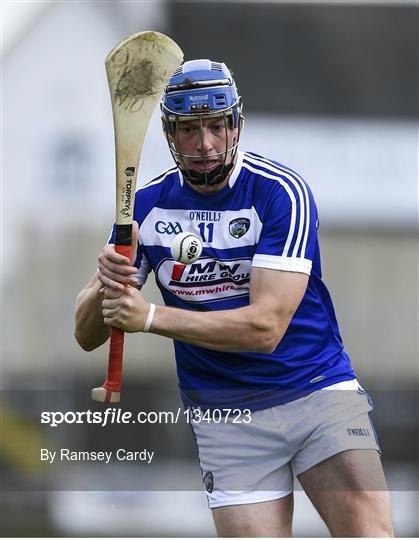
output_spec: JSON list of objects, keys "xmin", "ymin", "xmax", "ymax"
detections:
[{"xmin": 120, "ymin": 178, "xmax": 132, "ymax": 217}]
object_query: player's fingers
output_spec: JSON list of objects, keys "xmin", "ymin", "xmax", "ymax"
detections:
[
  {"xmin": 97, "ymin": 271, "xmax": 125, "ymax": 290},
  {"xmin": 102, "ymin": 308, "xmax": 125, "ymax": 330},
  {"xmin": 103, "ymin": 258, "xmax": 136, "ymax": 273},
  {"xmin": 103, "ymin": 287, "xmax": 125, "ymax": 299},
  {"xmin": 102, "ymin": 304, "xmax": 119, "ymax": 318},
  {"xmin": 102, "ymin": 313, "xmax": 119, "ymax": 328},
  {"xmin": 102, "ymin": 244, "xmax": 131, "ymax": 265},
  {"xmin": 99, "ymin": 259, "xmax": 139, "ymax": 278},
  {"xmin": 102, "ymin": 307, "xmax": 110, "ymax": 318},
  {"xmin": 98, "ymin": 254, "xmax": 137, "ymax": 277},
  {"xmin": 98, "ymin": 263, "xmax": 139, "ymax": 286},
  {"xmin": 101, "ymin": 297, "xmax": 120, "ymax": 309},
  {"xmin": 98, "ymin": 270, "xmax": 138, "ymax": 289}
]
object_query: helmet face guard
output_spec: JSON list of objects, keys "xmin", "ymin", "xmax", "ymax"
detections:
[{"xmin": 161, "ymin": 60, "xmax": 243, "ymax": 186}]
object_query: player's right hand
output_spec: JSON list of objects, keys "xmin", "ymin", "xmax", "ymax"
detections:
[{"xmin": 97, "ymin": 222, "xmax": 139, "ymax": 291}]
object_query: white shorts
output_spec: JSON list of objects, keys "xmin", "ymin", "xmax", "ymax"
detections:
[{"xmin": 190, "ymin": 379, "xmax": 380, "ymax": 509}]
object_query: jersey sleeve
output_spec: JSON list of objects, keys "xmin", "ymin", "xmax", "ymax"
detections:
[
  {"xmin": 107, "ymin": 222, "xmax": 151, "ymax": 286},
  {"xmin": 252, "ymin": 177, "xmax": 318, "ymax": 275}
]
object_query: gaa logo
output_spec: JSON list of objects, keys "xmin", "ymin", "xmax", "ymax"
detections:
[
  {"xmin": 229, "ymin": 218, "xmax": 250, "ymax": 238},
  {"xmin": 155, "ymin": 221, "xmax": 183, "ymax": 235}
]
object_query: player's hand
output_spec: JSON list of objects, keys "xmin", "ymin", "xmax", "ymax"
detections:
[
  {"xmin": 97, "ymin": 222, "xmax": 139, "ymax": 290},
  {"xmin": 101, "ymin": 286, "xmax": 150, "ymax": 332}
]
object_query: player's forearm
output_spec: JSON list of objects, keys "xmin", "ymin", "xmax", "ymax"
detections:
[
  {"xmin": 75, "ymin": 279, "xmax": 110, "ymax": 351},
  {"xmin": 151, "ymin": 304, "xmax": 281, "ymax": 353}
]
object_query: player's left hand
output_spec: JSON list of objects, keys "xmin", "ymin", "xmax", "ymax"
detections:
[{"xmin": 101, "ymin": 286, "xmax": 150, "ymax": 333}]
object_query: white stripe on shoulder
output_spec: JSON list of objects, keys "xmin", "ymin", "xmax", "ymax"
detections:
[
  {"xmin": 245, "ymin": 154, "xmax": 311, "ymax": 258},
  {"xmin": 138, "ymin": 167, "xmax": 178, "ymax": 191},
  {"xmin": 252, "ymin": 254, "xmax": 312, "ymax": 275},
  {"xmin": 242, "ymin": 161, "xmax": 297, "ymax": 257}
]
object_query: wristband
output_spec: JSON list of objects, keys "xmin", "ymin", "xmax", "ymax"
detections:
[{"xmin": 142, "ymin": 303, "xmax": 156, "ymax": 333}]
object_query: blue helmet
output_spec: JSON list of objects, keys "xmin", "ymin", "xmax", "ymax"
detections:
[
  {"xmin": 162, "ymin": 59, "xmax": 241, "ymax": 129},
  {"xmin": 161, "ymin": 59, "xmax": 243, "ymax": 186}
]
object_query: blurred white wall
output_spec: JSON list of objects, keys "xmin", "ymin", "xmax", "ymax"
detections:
[
  {"xmin": 2, "ymin": 1, "xmax": 170, "ymax": 279},
  {"xmin": 242, "ymin": 116, "xmax": 418, "ymax": 229}
]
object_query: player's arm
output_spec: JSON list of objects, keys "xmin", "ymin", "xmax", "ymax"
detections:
[
  {"xmin": 75, "ymin": 272, "xmax": 110, "ymax": 351},
  {"xmin": 151, "ymin": 267, "xmax": 308, "ymax": 352},
  {"xmin": 75, "ymin": 239, "xmax": 140, "ymax": 351},
  {"xmin": 101, "ymin": 267, "xmax": 308, "ymax": 353}
]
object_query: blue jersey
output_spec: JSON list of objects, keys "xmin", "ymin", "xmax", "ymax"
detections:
[{"xmin": 110, "ymin": 150, "xmax": 355, "ymax": 410}]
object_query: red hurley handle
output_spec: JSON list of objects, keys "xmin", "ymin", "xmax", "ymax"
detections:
[{"xmin": 91, "ymin": 244, "xmax": 132, "ymax": 403}]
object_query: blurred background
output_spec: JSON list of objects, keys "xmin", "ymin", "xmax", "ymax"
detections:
[{"xmin": 2, "ymin": 0, "xmax": 418, "ymax": 536}]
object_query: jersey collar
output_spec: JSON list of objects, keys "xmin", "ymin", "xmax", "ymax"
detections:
[{"xmin": 227, "ymin": 149, "xmax": 244, "ymax": 189}]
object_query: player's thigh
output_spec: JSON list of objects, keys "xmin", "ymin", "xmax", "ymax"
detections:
[
  {"xmin": 298, "ymin": 449, "xmax": 393, "ymax": 537},
  {"xmin": 212, "ymin": 493, "xmax": 294, "ymax": 538}
]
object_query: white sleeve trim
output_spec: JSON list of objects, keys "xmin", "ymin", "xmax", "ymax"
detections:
[
  {"xmin": 135, "ymin": 253, "xmax": 152, "ymax": 285},
  {"xmin": 252, "ymin": 254, "xmax": 312, "ymax": 275}
]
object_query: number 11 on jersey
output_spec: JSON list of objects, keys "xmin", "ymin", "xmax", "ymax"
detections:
[{"xmin": 198, "ymin": 222, "xmax": 214, "ymax": 242}]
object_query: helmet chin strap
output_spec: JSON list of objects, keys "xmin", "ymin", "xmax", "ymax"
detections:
[{"xmin": 181, "ymin": 161, "xmax": 234, "ymax": 186}]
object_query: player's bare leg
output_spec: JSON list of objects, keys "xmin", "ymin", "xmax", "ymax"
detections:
[
  {"xmin": 298, "ymin": 449, "xmax": 394, "ymax": 537},
  {"xmin": 212, "ymin": 493, "xmax": 294, "ymax": 537}
]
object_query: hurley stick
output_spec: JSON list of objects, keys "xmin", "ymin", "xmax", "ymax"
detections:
[{"xmin": 91, "ymin": 31, "xmax": 183, "ymax": 403}]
